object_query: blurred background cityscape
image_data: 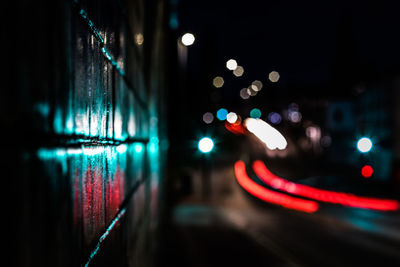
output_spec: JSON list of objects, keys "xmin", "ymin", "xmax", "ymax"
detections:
[{"xmin": 3, "ymin": 0, "xmax": 400, "ymax": 266}]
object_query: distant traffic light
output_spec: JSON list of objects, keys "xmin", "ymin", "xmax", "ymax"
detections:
[
  {"xmin": 198, "ymin": 137, "xmax": 214, "ymax": 153},
  {"xmin": 357, "ymin": 137, "xmax": 373, "ymax": 153}
]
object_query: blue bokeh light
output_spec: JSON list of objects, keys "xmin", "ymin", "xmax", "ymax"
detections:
[{"xmin": 216, "ymin": 108, "xmax": 228, "ymax": 121}]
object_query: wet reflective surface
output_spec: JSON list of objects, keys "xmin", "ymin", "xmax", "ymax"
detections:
[
  {"xmin": 6, "ymin": 0, "xmax": 166, "ymax": 266},
  {"xmin": 13, "ymin": 140, "xmax": 160, "ymax": 266}
]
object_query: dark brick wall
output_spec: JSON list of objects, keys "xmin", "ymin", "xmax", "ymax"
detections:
[{"xmin": 4, "ymin": 0, "xmax": 168, "ymax": 266}]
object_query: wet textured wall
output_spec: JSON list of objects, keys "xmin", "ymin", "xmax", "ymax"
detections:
[{"xmin": 4, "ymin": 0, "xmax": 167, "ymax": 266}]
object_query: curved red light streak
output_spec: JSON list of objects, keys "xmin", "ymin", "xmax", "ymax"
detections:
[
  {"xmin": 234, "ymin": 161, "xmax": 319, "ymax": 213},
  {"xmin": 225, "ymin": 121, "xmax": 247, "ymax": 135},
  {"xmin": 253, "ymin": 160, "xmax": 400, "ymax": 211}
]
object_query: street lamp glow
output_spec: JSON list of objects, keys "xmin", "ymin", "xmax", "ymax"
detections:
[
  {"xmin": 181, "ymin": 33, "xmax": 195, "ymax": 46},
  {"xmin": 198, "ymin": 137, "xmax": 214, "ymax": 153},
  {"xmin": 357, "ymin": 137, "xmax": 373, "ymax": 153}
]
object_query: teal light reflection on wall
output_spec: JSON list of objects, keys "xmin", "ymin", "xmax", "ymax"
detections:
[
  {"xmin": 148, "ymin": 137, "xmax": 159, "ymax": 154},
  {"xmin": 116, "ymin": 144, "xmax": 128, "ymax": 154},
  {"xmin": 134, "ymin": 143, "xmax": 144, "ymax": 153}
]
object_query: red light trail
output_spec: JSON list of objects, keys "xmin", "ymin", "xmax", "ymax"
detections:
[
  {"xmin": 253, "ymin": 160, "xmax": 399, "ymax": 211},
  {"xmin": 234, "ymin": 161, "xmax": 319, "ymax": 213}
]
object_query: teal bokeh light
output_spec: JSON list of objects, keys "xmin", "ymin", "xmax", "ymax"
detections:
[{"xmin": 250, "ymin": 108, "xmax": 262, "ymax": 119}]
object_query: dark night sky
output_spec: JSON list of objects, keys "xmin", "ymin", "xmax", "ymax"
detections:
[{"xmin": 177, "ymin": 0, "xmax": 400, "ymax": 101}]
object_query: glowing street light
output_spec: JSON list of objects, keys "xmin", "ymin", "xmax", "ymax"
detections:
[
  {"xmin": 357, "ymin": 137, "xmax": 373, "ymax": 153},
  {"xmin": 181, "ymin": 33, "xmax": 195, "ymax": 46},
  {"xmin": 198, "ymin": 137, "xmax": 214, "ymax": 153}
]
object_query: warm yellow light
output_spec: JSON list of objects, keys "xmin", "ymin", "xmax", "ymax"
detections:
[
  {"xmin": 135, "ymin": 33, "xmax": 144, "ymax": 46},
  {"xmin": 269, "ymin": 71, "xmax": 280, "ymax": 82},
  {"xmin": 233, "ymin": 66, "xmax": 244, "ymax": 77},
  {"xmin": 251, "ymin": 80, "xmax": 263, "ymax": 91},
  {"xmin": 247, "ymin": 87, "xmax": 257, "ymax": 96},
  {"xmin": 213, "ymin": 76, "xmax": 224, "ymax": 88}
]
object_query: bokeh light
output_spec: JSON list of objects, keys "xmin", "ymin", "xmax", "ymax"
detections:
[
  {"xmin": 226, "ymin": 112, "xmax": 238, "ymax": 123},
  {"xmin": 306, "ymin": 126, "xmax": 321, "ymax": 142},
  {"xmin": 247, "ymin": 87, "xmax": 257, "ymax": 96},
  {"xmin": 268, "ymin": 71, "xmax": 280, "ymax": 82},
  {"xmin": 233, "ymin": 66, "xmax": 244, "ymax": 77},
  {"xmin": 226, "ymin": 59, "xmax": 238, "ymax": 70},
  {"xmin": 250, "ymin": 108, "xmax": 262, "ymax": 119},
  {"xmin": 357, "ymin": 137, "xmax": 373, "ymax": 153},
  {"xmin": 268, "ymin": 112, "xmax": 282, "ymax": 124},
  {"xmin": 198, "ymin": 137, "xmax": 214, "ymax": 153},
  {"xmin": 240, "ymin": 88, "xmax": 250, "ymax": 99},
  {"xmin": 251, "ymin": 80, "xmax": 263, "ymax": 91},
  {"xmin": 216, "ymin": 108, "xmax": 228, "ymax": 120},
  {"xmin": 288, "ymin": 111, "xmax": 302, "ymax": 123},
  {"xmin": 213, "ymin": 76, "xmax": 224, "ymax": 88},
  {"xmin": 202, "ymin": 112, "xmax": 214, "ymax": 124},
  {"xmin": 361, "ymin": 165, "xmax": 374, "ymax": 178},
  {"xmin": 135, "ymin": 33, "xmax": 144, "ymax": 46},
  {"xmin": 181, "ymin": 33, "xmax": 195, "ymax": 46}
]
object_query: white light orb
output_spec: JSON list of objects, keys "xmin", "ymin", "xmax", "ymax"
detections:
[
  {"xmin": 226, "ymin": 59, "xmax": 238, "ymax": 70},
  {"xmin": 181, "ymin": 33, "xmax": 195, "ymax": 46},
  {"xmin": 198, "ymin": 137, "xmax": 214, "ymax": 153}
]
